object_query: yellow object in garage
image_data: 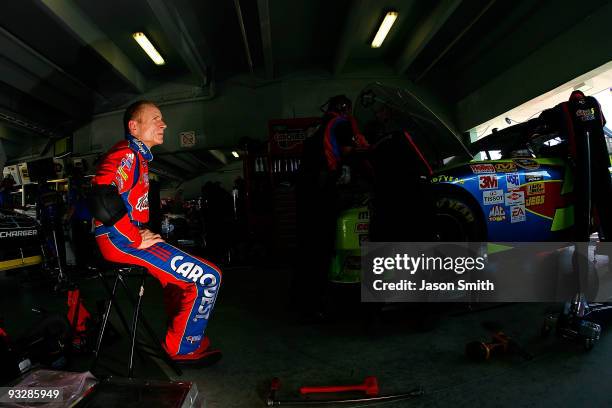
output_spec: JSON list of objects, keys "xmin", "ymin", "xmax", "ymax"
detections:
[{"xmin": 0, "ymin": 255, "xmax": 43, "ymax": 271}]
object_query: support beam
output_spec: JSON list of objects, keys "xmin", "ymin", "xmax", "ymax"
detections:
[
  {"xmin": 394, "ymin": 0, "xmax": 462, "ymax": 74},
  {"xmin": 415, "ymin": 0, "xmax": 496, "ymax": 82},
  {"xmin": 257, "ymin": 0, "xmax": 274, "ymax": 79},
  {"xmin": 39, "ymin": 0, "xmax": 146, "ymax": 93},
  {"xmin": 147, "ymin": 0, "xmax": 210, "ymax": 85},
  {"xmin": 332, "ymin": 0, "xmax": 369, "ymax": 76},
  {"xmin": 0, "ymin": 25, "xmax": 106, "ymax": 106},
  {"xmin": 0, "ymin": 107, "xmax": 58, "ymax": 139},
  {"xmin": 234, "ymin": 0, "xmax": 254, "ymax": 75}
]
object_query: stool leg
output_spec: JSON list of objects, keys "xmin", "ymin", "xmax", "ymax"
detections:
[
  {"xmin": 98, "ymin": 271, "xmax": 138, "ymax": 338},
  {"xmin": 92, "ymin": 272, "xmax": 120, "ymax": 370},
  {"xmin": 128, "ymin": 275, "xmax": 146, "ymax": 378}
]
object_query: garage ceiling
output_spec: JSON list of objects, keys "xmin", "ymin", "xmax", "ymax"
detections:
[{"xmin": 0, "ymin": 0, "xmax": 609, "ymax": 144}]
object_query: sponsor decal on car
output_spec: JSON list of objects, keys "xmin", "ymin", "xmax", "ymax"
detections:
[
  {"xmin": 483, "ymin": 189, "xmax": 504, "ymax": 205},
  {"xmin": 478, "ymin": 175, "xmax": 498, "ymax": 190},
  {"xmin": 431, "ymin": 175, "xmax": 465, "ymax": 184},
  {"xmin": 505, "ymin": 173, "xmax": 520, "ymax": 190},
  {"xmin": 355, "ymin": 222, "xmax": 369, "ymax": 233},
  {"xmin": 495, "ymin": 162, "xmax": 518, "ymax": 172},
  {"xmin": 359, "ymin": 234, "xmax": 369, "ymax": 246},
  {"xmin": 524, "ymin": 173, "xmax": 544, "ymax": 183},
  {"xmin": 514, "ymin": 158, "xmax": 540, "ymax": 170},
  {"xmin": 470, "ymin": 164, "xmax": 496, "ymax": 174},
  {"xmin": 488, "ymin": 205, "xmax": 506, "ymax": 222},
  {"xmin": 505, "ymin": 191, "xmax": 525, "ymax": 206},
  {"xmin": 527, "ymin": 183, "xmax": 545, "ymax": 196},
  {"xmin": 526, "ymin": 195, "xmax": 545, "ymax": 207},
  {"xmin": 510, "ymin": 205, "xmax": 526, "ymax": 223}
]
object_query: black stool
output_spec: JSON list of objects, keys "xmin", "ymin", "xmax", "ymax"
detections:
[{"xmin": 91, "ymin": 263, "xmax": 182, "ymax": 378}]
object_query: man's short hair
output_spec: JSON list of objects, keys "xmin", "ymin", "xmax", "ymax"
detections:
[{"xmin": 123, "ymin": 100, "xmax": 156, "ymax": 134}]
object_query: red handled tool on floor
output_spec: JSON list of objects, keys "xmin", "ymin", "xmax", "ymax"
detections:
[
  {"xmin": 266, "ymin": 377, "xmax": 423, "ymax": 406},
  {"xmin": 299, "ymin": 376, "xmax": 379, "ymax": 397}
]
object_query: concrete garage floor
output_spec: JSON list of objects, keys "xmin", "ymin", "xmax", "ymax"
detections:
[{"xmin": 2, "ymin": 265, "xmax": 612, "ymax": 408}]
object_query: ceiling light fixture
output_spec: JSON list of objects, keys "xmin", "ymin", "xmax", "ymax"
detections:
[
  {"xmin": 231, "ymin": 151, "xmax": 240, "ymax": 158},
  {"xmin": 371, "ymin": 11, "xmax": 398, "ymax": 48},
  {"xmin": 132, "ymin": 32, "xmax": 165, "ymax": 65}
]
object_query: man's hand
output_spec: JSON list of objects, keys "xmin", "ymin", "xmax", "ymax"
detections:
[{"xmin": 137, "ymin": 228, "xmax": 164, "ymax": 249}]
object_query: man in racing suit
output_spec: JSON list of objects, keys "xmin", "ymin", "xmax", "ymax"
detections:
[{"xmin": 91, "ymin": 101, "xmax": 222, "ymax": 366}]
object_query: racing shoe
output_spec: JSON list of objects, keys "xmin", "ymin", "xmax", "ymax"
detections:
[
  {"xmin": 164, "ymin": 336, "xmax": 222, "ymax": 368},
  {"xmin": 171, "ymin": 348, "xmax": 222, "ymax": 367}
]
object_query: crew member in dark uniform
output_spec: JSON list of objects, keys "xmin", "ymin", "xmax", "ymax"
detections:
[
  {"xmin": 295, "ymin": 95, "xmax": 370, "ymax": 321},
  {"xmin": 540, "ymin": 90, "xmax": 611, "ymax": 241}
]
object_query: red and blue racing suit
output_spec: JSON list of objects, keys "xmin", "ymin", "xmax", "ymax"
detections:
[{"xmin": 92, "ymin": 134, "xmax": 222, "ymax": 358}]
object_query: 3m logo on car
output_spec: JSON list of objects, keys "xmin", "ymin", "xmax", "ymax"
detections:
[
  {"xmin": 478, "ymin": 175, "xmax": 498, "ymax": 190},
  {"xmin": 470, "ymin": 164, "xmax": 496, "ymax": 174},
  {"xmin": 505, "ymin": 191, "xmax": 525, "ymax": 206},
  {"xmin": 483, "ymin": 189, "xmax": 504, "ymax": 205},
  {"xmin": 488, "ymin": 205, "xmax": 506, "ymax": 222}
]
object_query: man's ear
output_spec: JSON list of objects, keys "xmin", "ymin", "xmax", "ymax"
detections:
[{"xmin": 128, "ymin": 119, "xmax": 138, "ymax": 134}]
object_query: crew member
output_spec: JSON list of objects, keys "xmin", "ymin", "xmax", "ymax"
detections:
[
  {"xmin": 90, "ymin": 101, "xmax": 222, "ymax": 366},
  {"xmin": 36, "ymin": 176, "xmax": 66, "ymax": 269},
  {"xmin": 540, "ymin": 91, "xmax": 611, "ymax": 241},
  {"xmin": 295, "ymin": 95, "xmax": 370, "ymax": 320}
]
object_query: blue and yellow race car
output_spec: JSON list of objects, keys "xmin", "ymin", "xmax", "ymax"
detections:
[{"xmin": 329, "ymin": 83, "xmax": 611, "ymax": 283}]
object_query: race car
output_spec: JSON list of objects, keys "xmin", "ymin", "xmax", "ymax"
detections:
[
  {"xmin": 0, "ymin": 208, "xmax": 43, "ymax": 272},
  {"xmin": 328, "ymin": 83, "xmax": 610, "ymax": 283}
]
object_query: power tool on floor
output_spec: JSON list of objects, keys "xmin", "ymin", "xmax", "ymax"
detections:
[{"xmin": 466, "ymin": 331, "xmax": 532, "ymax": 362}]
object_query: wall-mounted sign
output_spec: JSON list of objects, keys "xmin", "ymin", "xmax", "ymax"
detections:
[
  {"xmin": 268, "ymin": 117, "xmax": 320, "ymax": 156},
  {"xmin": 180, "ymin": 131, "xmax": 197, "ymax": 148}
]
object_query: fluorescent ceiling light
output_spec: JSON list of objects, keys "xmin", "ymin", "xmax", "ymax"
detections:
[
  {"xmin": 231, "ymin": 151, "xmax": 240, "ymax": 158},
  {"xmin": 132, "ymin": 32, "xmax": 165, "ymax": 65},
  {"xmin": 371, "ymin": 11, "xmax": 398, "ymax": 48}
]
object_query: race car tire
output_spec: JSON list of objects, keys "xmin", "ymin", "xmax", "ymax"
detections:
[{"xmin": 433, "ymin": 193, "xmax": 486, "ymax": 241}]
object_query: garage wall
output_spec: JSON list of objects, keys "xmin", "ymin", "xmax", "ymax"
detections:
[
  {"xmin": 73, "ymin": 74, "xmax": 457, "ymax": 156},
  {"xmin": 164, "ymin": 160, "xmax": 243, "ymax": 200}
]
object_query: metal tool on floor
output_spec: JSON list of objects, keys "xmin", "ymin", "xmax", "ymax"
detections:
[
  {"xmin": 465, "ymin": 331, "xmax": 532, "ymax": 362},
  {"xmin": 542, "ymin": 292, "xmax": 612, "ymax": 351},
  {"xmin": 266, "ymin": 377, "xmax": 423, "ymax": 406}
]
